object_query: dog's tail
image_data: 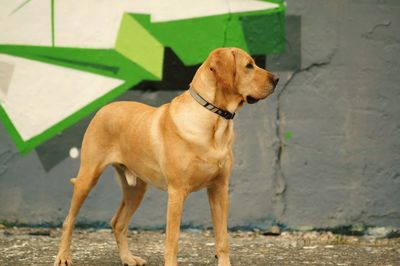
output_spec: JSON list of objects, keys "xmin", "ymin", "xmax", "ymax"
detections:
[{"xmin": 70, "ymin": 177, "xmax": 77, "ymax": 185}]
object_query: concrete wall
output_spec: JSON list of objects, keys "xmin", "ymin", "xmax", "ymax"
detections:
[
  {"xmin": 277, "ymin": 0, "xmax": 400, "ymax": 228},
  {"xmin": 1, "ymin": 0, "xmax": 400, "ymax": 230}
]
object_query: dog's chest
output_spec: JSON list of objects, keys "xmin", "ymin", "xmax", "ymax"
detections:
[
  {"xmin": 193, "ymin": 146, "xmax": 232, "ymax": 179},
  {"xmin": 205, "ymin": 147, "xmax": 231, "ymax": 167},
  {"xmin": 192, "ymin": 121, "xmax": 234, "ymax": 181}
]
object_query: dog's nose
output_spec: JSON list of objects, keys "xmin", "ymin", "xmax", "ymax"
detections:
[
  {"xmin": 268, "ymin": 74, "xmax": 279, "ymax": 93},
  {"xmin": 271, "ymin": 74, "xmax": 279, "ymax": 87}
]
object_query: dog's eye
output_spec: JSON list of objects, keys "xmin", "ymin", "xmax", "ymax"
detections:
[{"xmin": 246, "ymin": 63, "xmax": 253, "ymax": 69}]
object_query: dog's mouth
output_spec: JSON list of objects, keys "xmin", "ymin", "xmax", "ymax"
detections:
[{"xmin": 246, "ymin": 95, "xmax": 260, "ymax": 104}]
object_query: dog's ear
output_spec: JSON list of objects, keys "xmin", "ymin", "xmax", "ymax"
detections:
[{"xmin": 208, "ymin": 49, "xmax": 236, "ymax": 91}]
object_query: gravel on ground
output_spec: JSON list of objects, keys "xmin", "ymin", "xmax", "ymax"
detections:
[{"xmin": 1, "ymin": 226, "xmax": 399, "ymax": 265}]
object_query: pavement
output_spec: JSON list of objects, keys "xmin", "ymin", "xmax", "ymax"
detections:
[{"xmin": 1, "ymin": 226, "xmax": 399, "ymax": 265}]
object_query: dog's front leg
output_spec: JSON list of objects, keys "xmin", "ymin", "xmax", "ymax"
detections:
[
  {"xmin": 207, "ymin": 179, "xmax": 231, "ymax": 266},
  {"xmin": 164, "ymin": 188, "xmax": 187, "ymax": 266}
]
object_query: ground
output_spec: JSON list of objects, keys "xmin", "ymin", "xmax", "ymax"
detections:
[{"xmin": 1, "ymin": 226, "xmax": 399, "ymax": 265}]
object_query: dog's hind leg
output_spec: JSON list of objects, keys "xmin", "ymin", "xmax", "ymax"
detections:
[
  {"xmin": 54, "ymin": 163, "xmax": 104, "ymax": 266},
  {"xmin": 111, "ymin": 165, "xmax": 148, "ymax": 266}
]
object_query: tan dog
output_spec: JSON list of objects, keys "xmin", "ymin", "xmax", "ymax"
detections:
[{"xmin": 54, "ymin": 47, "xmax": 278, "ymax": 266}]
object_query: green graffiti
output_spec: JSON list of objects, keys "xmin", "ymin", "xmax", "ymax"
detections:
[
  {"xmin": 284, "ymin": 131, "xmax": 293, "ymax": 140},
  {"xmin": 0, "ymin": 1, "xmax": 286, "ymax": 153}
]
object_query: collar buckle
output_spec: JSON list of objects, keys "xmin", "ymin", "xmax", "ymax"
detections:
[{"xmin": 218, "ymin": 109, "xmax": 235, "ymax": 119}]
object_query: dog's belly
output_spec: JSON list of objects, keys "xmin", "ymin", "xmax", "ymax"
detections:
[
  {"xmin": 123, "ymin": 150, "xmax": 230, "ymax": 192},
  {"xmin": 139, "ymin": 173, "xmax": 168, "ymax": 191},
  {"xmin": 124, "ymin": 164, "xmax": 168, "ymax": 191}
]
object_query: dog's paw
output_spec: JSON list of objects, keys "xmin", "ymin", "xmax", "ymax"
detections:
[
  {"xmin": 216, "ymin": 255, "xmax": 231, "ymax": 266},
  {"xmin": 121, "ymin": 254, "xmax": 147, "ymax": 266},
  {"xmin": 218, "ymin": 261, "xmax": 231, "ymax": 266},
  {"xmin": 54, "ymin": 253, "xmax": 72, "ymax": 266}
]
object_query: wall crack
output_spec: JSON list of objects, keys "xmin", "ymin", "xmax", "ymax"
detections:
[
  {"xmin": 364, "ymin": 20, "xmax": 391, "ymax": 38},
  {"xmin": 273, "ymin": 50, "xmax": 337, "ymax": 218},
  {"xmin": 0, "ymin": 149, "xmax": 18, "ymax": 176}
]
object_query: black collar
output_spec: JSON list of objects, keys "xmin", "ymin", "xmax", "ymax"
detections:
[{"xmin": 189, "ymin": 87, "xmax": 235, "ymax": 120}]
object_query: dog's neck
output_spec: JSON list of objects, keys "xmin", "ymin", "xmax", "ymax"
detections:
[
  {"xmin": 168, "ymin": 65, "xmax": 244, "ymax": 150},
  {"xmin": 169, "ymin": 90, "xmax": 237, "ymax": 152},
  {"xmin": 191, "ymin": 67, "xmax": 243, "ymax": 114}
]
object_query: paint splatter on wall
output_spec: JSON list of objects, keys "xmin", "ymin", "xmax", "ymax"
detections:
[{"xmin": 0, "ymin": 0, "xmax": 285, "ymax": 158}]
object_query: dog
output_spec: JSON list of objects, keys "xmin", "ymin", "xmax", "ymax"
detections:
[{"xmin": 54, "ymin": 47, "xmax": 279, "ymax": 266}]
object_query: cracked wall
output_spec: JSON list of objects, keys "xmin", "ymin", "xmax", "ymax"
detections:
[
  {"xmin": 1, "ymin": 0, "xmax": 400, "ymax": 229},
  {"xmin": 273, "ymin": 0, "xmax": 400, "ymax": 228}
]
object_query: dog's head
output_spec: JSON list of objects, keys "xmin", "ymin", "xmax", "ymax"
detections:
[{"xmin": 196, "ymin": 48, "xmax": 279, "ymax": 106}]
